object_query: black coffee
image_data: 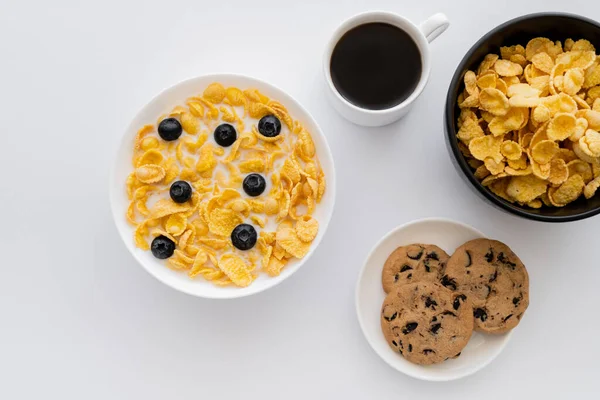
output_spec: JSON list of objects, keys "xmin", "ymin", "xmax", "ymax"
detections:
[{"xmin": 330, "ymin": 22, "xmax": 422, "ymax": 110}]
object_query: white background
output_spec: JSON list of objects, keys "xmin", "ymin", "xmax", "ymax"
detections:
[{"xmin": 1, "ymin": 0, "xmax": 599, "ymax": 398}]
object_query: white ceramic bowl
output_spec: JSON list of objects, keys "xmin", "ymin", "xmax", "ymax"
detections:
[
  {"xmin": 356, "ymin": 218, "xmax": 512, "ymax": 381},
  {"xmin": 110, "ymin": 74, "xmax": 336, "ymax": 299}
]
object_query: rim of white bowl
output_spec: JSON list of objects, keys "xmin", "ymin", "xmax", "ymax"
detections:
[
  {"xmin": 109, "ymin": 73, "xmax": 337, "ymax": 299},
  {"xmin": 355, "ymin": 217, "xmax": 513, "ymax": 381}
]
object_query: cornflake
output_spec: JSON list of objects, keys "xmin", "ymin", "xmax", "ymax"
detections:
[{"xmin": 457, "ymin": 38, "xmax": 600, "ymax": 207}]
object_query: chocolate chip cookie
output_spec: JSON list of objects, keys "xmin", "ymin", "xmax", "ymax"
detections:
[
  {"xmin": 382, "ymin": 244, "xmax": 449, "ymax": 293},
  {"xmin": 381, "ymin": 282, "xmax": 473, "ymax": 365},
  {"xmin": 442, "ymin": 239, "xmax": 529, "ymax": 334}
]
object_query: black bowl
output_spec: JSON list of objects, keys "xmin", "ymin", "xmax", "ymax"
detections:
[{"xmin": 445, "ymin": 13, "xmax": 600, "ymax": 223}]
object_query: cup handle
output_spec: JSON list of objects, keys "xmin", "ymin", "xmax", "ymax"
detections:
[{"xmin": 419, "ymin": 13, "xmax": 449, "ymax": 43}]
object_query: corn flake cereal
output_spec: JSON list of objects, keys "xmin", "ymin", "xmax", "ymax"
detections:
[
  {"xmin": 218, "ymin": 253, "xmax": 254, "ymax": 287},
  {"xmin": 457, "ymin": 38, "xmax": 600, "ymax": 207},
  {"xmin": 126, "ymin": 83, "xmax": 326, "ymax": 287},
  {"xmin": 295, "ymin": 216, "xmax": 319, "ymax": 243},
  {"xmin": 276, "ymin": 222, "xmax": 311, "ymax": 259}
]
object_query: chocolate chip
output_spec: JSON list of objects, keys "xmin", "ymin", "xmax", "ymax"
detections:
[
  {"xmin": 430, "ymin": 323, "xmax": 442, "ymax": 334},
  {"xmin": 441, "ymin": 275, "xmax": 457, "ymax": 291},
  {"xmin": 474, "ymin": 308, "xmax": 488, "ymax": 322},
  {"xmin": 423, "ymin": 349, "xmax": 435, "ymax": 355},
  {"xmin": 392, "ymin": 340, "xmax": 398, "ymax": 346},
  {"xmin": 513, "ymin": 296, "xmax": 521, "ymax": 306},
  {"xmin": 453, "ymin": 294, "xmax": 467, "ymax": 310},
  {"xmin": 407, "ymin": 248, "xmax": 424, "ymax": 260},
  {"xmin": 425, "ymin": 251, "xmax": 439, "ymax": 261},
  {"xmin": 431, "ymin": 316, "xmax": 437, "ymax": 322},
  {"xmin": 485, "ymin": 285, "xmax": 492, "ymax": 299},
  {"xmin": 398, "ymin": 348, "xmax": 403, "ymax": 355},
  {"xmin": 384, "ymin": 312, "xmax": 397, "ymax": 322},
  {"xmin": 490, "ymin": 270, "xmax": 498, "ymax": 282},
  {"xmin": 503, "ymin": 314, "xmax": 513, "ymax": 322},
  {"xmin": 465, "ymin": 250, "xmax": 472, "ymax": 267},
  {"xmin": 408, "ymin": 344, "xmax": 413, "ymax": 352},
  {"xmin": 466, "ymin": 271, "xmax": 470, "ymax": 275},
  {"xmin": 442, "ymin": 311, "xmax": 457, "ymax": 317},
  {"xmin": 455, "ymin": 352, "xmax": 461, "ymax": 358},
  {"xmin": 407, "ymin": 273, "xmax": 412, "ymax": 279},
  {"xmin": 425, "ymin": 297, "xmax": 438, "ymax": 309},
  {"xmin": 497, "ymin": 252, "xmax": 517, "ymax": 269},
  {"xmin": 400, "ymin": 265, "xmax": 413, "ymax": 272},
  {"xmin": 394, "ymin": 273, "xmax": 399, "ymax": 282},
  {"xmin": 485, "ymin": 248, "xmax": 494, "ymax": 263},
  {"xmin": 423, "ymin": 260, "xmax": 431, "ymax": 272},
  {"xmin": 402, "ymin": 322, "xmax": 418, "ymax": 334}
]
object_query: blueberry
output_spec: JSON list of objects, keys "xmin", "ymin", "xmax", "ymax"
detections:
[
  {"xmin": 169, "ymin": 181, "xmax": 192, "ymax": 203},
  {"xmin": 214, "ymin": 123, "xmax": 237, "ymax": 147},
  {"xmin": 242, "ymin": 174, "xmax": 266, "ymax": 197},
  {"xmin": 151, "ymin": 235, "xmax": 175, "ymax": 259},
  {"xmin": 257, "ymin": 115, "xmax": 281, "ymax": 137},
  {"xmin": 158, "ymin": 118, "xmax": 182, "ymax": 141},
  {"xmin": 231, "ymin": 224, "xmax": 257, "ymax": 251}
]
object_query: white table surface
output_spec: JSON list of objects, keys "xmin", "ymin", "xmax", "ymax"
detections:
[{"xmin": 2, "ymin": 0, "xmax": 599, "ymax": 398}]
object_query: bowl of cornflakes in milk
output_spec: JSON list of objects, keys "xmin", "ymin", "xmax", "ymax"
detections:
[{"xmin": 110, "ymin": 74, "xmax": 336, "ymax": 298}]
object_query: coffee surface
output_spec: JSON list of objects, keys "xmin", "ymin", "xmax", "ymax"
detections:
[{"xmin": 330, "ymin": 22, "xmax": 423, "ymax": 110}]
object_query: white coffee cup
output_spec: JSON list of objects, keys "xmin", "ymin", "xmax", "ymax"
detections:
[{"xmin": 323, "ymin": 11, "xmax": 449, "ymax": 127}]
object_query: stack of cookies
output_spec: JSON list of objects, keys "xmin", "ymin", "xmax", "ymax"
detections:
[{"xmin": 380, "ymin": 239, "xmax": 529, "ymax": 365}]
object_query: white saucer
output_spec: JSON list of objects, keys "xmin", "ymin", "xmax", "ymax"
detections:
[{"xmin": 355, "ymin": 218, "xmax": 512, "ymax": 381}]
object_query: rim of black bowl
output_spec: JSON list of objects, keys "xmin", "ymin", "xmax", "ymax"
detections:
[{"xmin": 445, "ymin": 12, "xmax": 600, "ymax": 223}]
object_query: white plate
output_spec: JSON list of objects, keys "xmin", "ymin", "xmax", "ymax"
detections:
[
  {"xmin": 109, "ymin": 74, "xmax": 336, "ymax": 299},
  {"xmin": 355, "ymin": 218, "xmax": 512, "ymax": 381}
]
